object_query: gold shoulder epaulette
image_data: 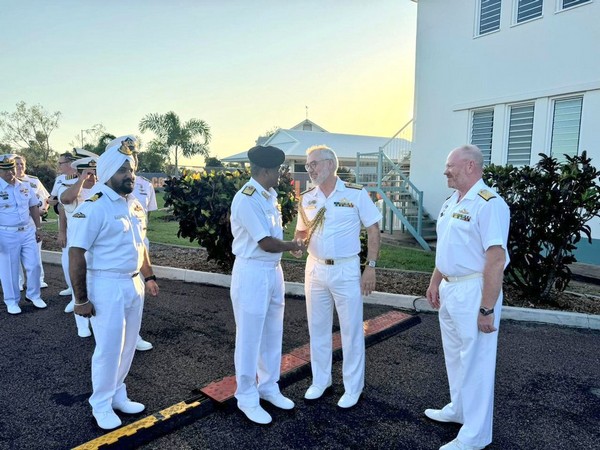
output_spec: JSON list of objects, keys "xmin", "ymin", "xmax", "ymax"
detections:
[
  {"xmin": 242, "ymin": 185, "xmax": 256, "ymax": 196},
  {"xmin": 344, "ymin": 182, "xmax": 363, "ymax": 190},
  {"xmin": 66, "ymin": 174, "xmax": 78, "ymax": 180},
  {"xmin": 85, "ymin": 192, "xmax": 103, "ymax": 202},
  {"xmin": 478, "ymin": 189, "xmax": 496, "ymax": 201},
  {"xmin": 300, "ymin": 186, "xmax": 316, "ymax": 195}
]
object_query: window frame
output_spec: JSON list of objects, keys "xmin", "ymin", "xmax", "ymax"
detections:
[
  {"xmin": 513, "ymin": 0, "xmax": 544, "ymax": 24},
  {"xmin": 506, "ymin": 102, "xmax": 535, "ymax": 166},
  {"xmin": 549, "ymin": 95, "xmax": 583, "ymax": 161},
  {"xmin": 477, "ymin": 0, "xmax": 502, "ymax": 36},
  {"xmin": 470, "ymin": 108, "xmax": 495, "ymax": 165},
  {"xmin": 557, "ymin": 0, "xmax": 592, "ymax": 12}
]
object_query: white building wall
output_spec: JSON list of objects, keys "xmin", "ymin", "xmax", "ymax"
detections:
[{"xmin": 411, "ymin": 0, "xmax": 600, "ymax": 263}]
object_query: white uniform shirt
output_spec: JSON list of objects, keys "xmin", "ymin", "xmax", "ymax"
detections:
[
  {"xmin": 435, "ymin": 179, "xmax": 510, "ymax": 277},
  {"xmin": 131, "ymin": 176, "xmax": 157, "ymax": 214},
  {"xmin": 68, "ymin": 184, "xmax": 147, "ymax": 273},
  {"xmin": 51, "ymin": 174, "xmax": 69, "ymax": 197},
  {"xmin": 21, "ymin": 174, "xmax": 50, "ymax": 212},
  {"xmin": 230, "ymin": 177, "xmax": 282, "ymax": 262},
  {"xmin": 57, "ymin": 179, "xmax": 93, "ymax": 221},
  {"xmin": 0, "ymin": 178, "xmax": 38, "ymax": 227},
  {"xmin": 296, "ymin": 178, "xmax": 382, "ymax": 259}
]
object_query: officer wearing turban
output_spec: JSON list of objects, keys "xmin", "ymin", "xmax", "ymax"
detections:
[{"xmin": 67, "ymin": 139, "xmax": 160, "ymax": 430}]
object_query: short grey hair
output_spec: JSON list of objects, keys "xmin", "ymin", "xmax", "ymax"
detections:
[
  {"xmin": 306, "ymin": 145, "xmax": 339, "ymax": 172},
  {"xmin": 457, "ymin": 144, "xmax": 484, "ymax": 170}
]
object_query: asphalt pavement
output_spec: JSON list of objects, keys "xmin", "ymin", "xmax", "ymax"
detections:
[{"xmin": 0, "ymin": 263, "xmax": 598, "ymax": 450}]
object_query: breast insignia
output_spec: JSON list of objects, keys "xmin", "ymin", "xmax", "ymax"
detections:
[
  {"xmin": 85, "ymin": 192, "xmax": 104, "ymax": 202},
  {"xmin": 72, "ymin": 212, "xmax": 86, "ymax": 218},
  {"xmin": 478, "ymin": 189, "xmax": 496, "ymax": 201},
  {"xmin": 344, "ymin": 182, "xmax": 363, "ymax": 190},
  {"xmin": 242, "ymin": 185, "xmax": 256, "ymax": 196}
]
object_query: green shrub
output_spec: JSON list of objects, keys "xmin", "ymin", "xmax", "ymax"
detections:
[
  {"xmin": 483, "ymin": 151, "xmax": 600, "ymax": 303},
  {"xmin": 163, "ymin": 166, "xmax": 298, "ymax": 270}
]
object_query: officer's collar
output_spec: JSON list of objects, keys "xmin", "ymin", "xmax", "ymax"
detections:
[
  {"xmin": 461, "ymin": 179, "xmax": 486, "ymax": 201},
  {"xmin": 249, "ymin": 177, "xmax": 275, "ymax": 198}
]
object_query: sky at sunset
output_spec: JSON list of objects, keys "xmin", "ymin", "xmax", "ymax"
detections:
[{"xmin": 0, "ymin": 0, "xmax": 417, "ymax": 166}]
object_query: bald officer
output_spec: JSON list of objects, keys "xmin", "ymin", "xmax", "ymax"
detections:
[
  {"xmin": 68, "ymin": 141, "xmax": 159, "ymax": 430},
  {"xmin": 230, "ymin": 145, "xmax": 305, "ymax": 425},
  {"xmin": 0, "ymin": 154, "xmax": 47, "ymax": 314},
  {"xmin": 295, "ymin": 145, "xmax": 381, "ymax": 409},
  {"xmin": 425, "ymin": 145, "xmax": 510, "ymax": 450}
]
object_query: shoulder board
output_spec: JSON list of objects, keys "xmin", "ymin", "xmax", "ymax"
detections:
[
  {"xmin": 72, "ymin": 212, "xmax": 86, "ymax": 218},
  {"xmin": 242, "ymin": 185, "xmax": 256, "ymax": 196},
  {"xmin": 66, "ymin": 174, "xmax": 78, "ymax": 180},
  {"xmin": 478, "ymin": 189, "xmax": 496, "ymax": 201},
  {"xmin": 344, "ymin": 182, "xmax": 363, "ymax": 190},
  {"xmin": 27, "ymin": 174, "xmax": 39, "ymax": 179},
  {"xmin": 300, "ymin": 186, "xmax": 316, "ymax": 195},
  {"xmin": 85, "ymin": 192, "xmax": 103, "ymax": 202}
]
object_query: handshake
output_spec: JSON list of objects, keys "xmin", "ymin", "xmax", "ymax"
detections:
[{"xmin": 289, "ymin": 237, "xmax": 306, "ymax": 259}]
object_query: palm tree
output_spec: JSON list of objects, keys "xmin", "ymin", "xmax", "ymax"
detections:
[{"xmin": 139, "ymin": 111, "xmax": 211, "ymax": 174}]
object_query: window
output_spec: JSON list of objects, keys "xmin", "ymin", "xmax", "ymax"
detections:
[
  {"xmin": 471, "ymin": 109, "xmax": 494, "ymax": 165},
  {"xmin": 562, "ymin": 0, "xmax": 591, "ymax": 9},
  {"xmin": 479, "ymin": 0, "xmax": 502, "ymax": 35},
  {"xmin": 516, "ymin": 0, "xmax": 543, "ymax": 22},
  {"xmin": 550, "ymin": 97, "xmax": 582, "ymax": 160},
  {"xmin": 507, "ymin": 104, "xmax": 534, "ymax": 166}
]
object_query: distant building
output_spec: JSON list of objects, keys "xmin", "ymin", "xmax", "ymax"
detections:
[{"xmin": 410, "ymin": 0, "xmax": 600, "ymax": 264}]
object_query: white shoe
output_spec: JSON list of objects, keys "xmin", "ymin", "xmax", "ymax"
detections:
[
  {"xmin": 112, "ymin": 400, "xmax": 145, "ymax": 414},
  {"xmin": 304, "ymin": 383, "xmax": 332, "ymax": 400},
  {"xmin": 59, "ymin": 287, "xmax": 72, "ymax": 296},
  {"xmin": 78, "ymin": 328, "xmax": 92, "ymax": 338},
  {"xmin": 26, "ymin": 298, "xmax": 47, "ymax": 309},
  {"xmin": 64, "ymin": 299, "xmax": 75, "ymax": 313},
  {"xmin": 337, "ymin": 392, "xmax": 361, "ymax": 409},
  {"xmin": 136, "ymin": 338, "xmax": 153, "ymax": 351},
  {"xmin": 425, "ymin": 408, "xmax": 462, "ymax": 424},
  {"xmin": 439, "ymin": 438, "xmax": 484, "ymax": 450},
  {"xmin": 260, "ymin": 393, "xmax": 295, "ymax": 410},
  {"xmin": 238, "ymin": 405, "xmax": 272, "ymax": 424},
  {"xmin": 40, "ymin": 281, "xmax": 48, "ymax": 288},
  {"xmin": 93, "ymin": 410, "xmax": 122, "ymax": 430},
  {"xmin": 7, "ymin": 304, "xmax": 22, "ymax": 315}
]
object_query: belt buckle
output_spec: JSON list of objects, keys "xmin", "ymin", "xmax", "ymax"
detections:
[
  {"xmin": 17, "ymin": 226, "xmax": 26, "ymax": 231},
  {"xmin": 325, "ymin": 259, "xmax": 334, "ymax": 265}
]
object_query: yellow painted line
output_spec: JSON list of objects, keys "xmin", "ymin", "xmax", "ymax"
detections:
[{"xmin": 72, "ymin": 399, "xmax": 203, "ymax": 450}]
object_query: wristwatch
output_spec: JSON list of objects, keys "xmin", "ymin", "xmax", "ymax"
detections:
[
  {"xmin": 479, "ymin": 306, "xmax": 494, "ymax": 316},
  {"xmin": 367, "ymin": 260, "xmax": 377, "ymax": 268}
]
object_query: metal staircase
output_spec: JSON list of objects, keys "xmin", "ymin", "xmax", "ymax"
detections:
[{"xmin": 355, "ymin": 120, "xmax": 436, "ymax": 251}]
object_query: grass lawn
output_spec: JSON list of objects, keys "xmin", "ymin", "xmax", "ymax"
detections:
[{"xmin": 43, "ymin": 190, "xmax": 436, "ymax": 272}]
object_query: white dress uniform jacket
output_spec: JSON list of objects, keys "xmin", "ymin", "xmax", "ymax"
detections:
[{"xmin": 229, "ymin": 177, "xmax": 286, "ymax": 408}]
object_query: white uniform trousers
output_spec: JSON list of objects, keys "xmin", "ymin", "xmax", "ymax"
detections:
[
  {"xmin": 438, "ymin": 277, "xmax": 502, "ymax": 448},
  {"xmin": 19, "ymin": 240, "xmax": 45, "ymax": 287},
  {"xmin": 305, "ymin": 255, "xmax": 364, "ymax": 395},
  {"xmin": 231, "ymin": 257, "xmax": 285, "ymax": 408},
  {"xmin": 87, "ymin": 272, "xmax": 144, "ymax": 412},
  {"xmin": 61, "ymin": 247, "xmax": 91, "ymax": 334},
  {"xmin": 0, "ymin": 227, "xmax": 41, "ymax": 306}
]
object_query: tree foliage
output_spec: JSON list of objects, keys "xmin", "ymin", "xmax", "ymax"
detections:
[
  {"xmin": 139, "ymin": 111, "xmax": 211, "ymax": 175},
  {"xmin": 0, "ymin": 101, "xmax": 61, "ymax": 162},
  {"xmin": 483, "ymin": 151, "xmax": 600, "ymax": 302},
  {"xmin": 163, "ymin": 166, "xmax": 298, "ymax": 271}
]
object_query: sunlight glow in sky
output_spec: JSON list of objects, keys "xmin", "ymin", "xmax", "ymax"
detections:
[{"xmin": 0, "ymin": 0, "xmax": 417, "ymax": 166}]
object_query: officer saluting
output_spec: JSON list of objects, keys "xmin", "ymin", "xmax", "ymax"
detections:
[
  {"xmin": 229, "ymin": 145, "xmax": 305, "ymax": 425},
  {"xmin": 0, "ymin": 154, "xmax": 47, "ymax": 314},
  {"xmin": 68, "ymin": 140, "xmax": 159, "ymax": 430}
]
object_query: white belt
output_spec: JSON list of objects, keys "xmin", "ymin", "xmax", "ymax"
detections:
[
  {"xmin": 88, "ymin": 270, "xmax": 140, "ymax": 279},
  {"xmin": 441, "ymin": 272, "xmax": 483, "ymax": 283},
  {"xmin": 235, "ymin": 257, "xmax": 281, "ymax": 268},
  {"xmin": 310, "ymin": 255, "xmax": 357, "ymax": 266},
  {"xmin": 0, "ymin": 224, "xmax": 31, "ymax": 231}
]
